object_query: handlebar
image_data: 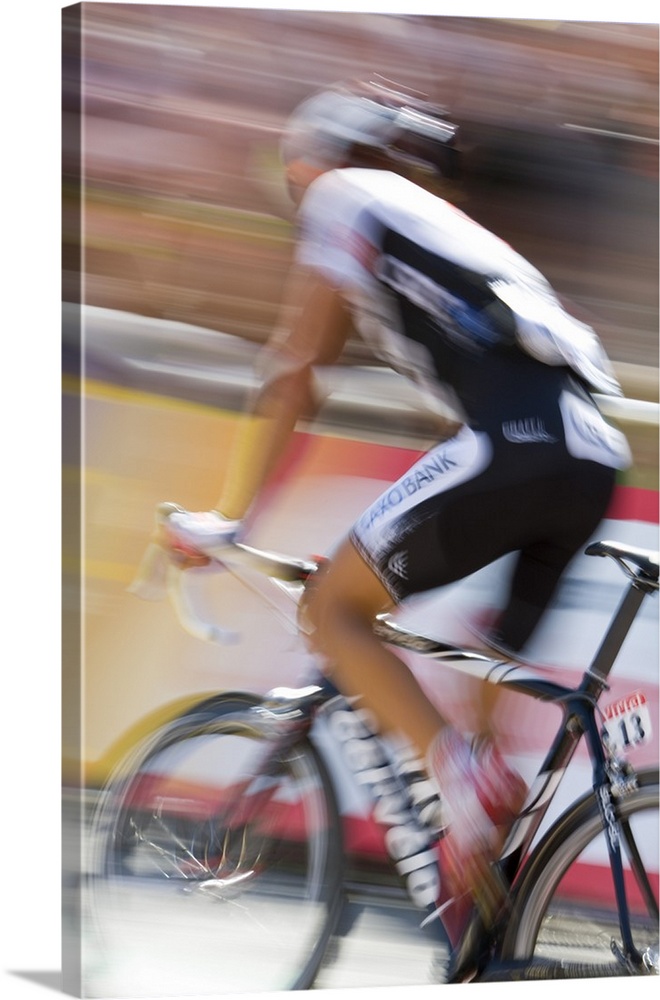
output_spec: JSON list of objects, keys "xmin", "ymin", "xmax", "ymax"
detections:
[{"xmin": 128, "ymin": 502, "xmax": 320, "ymax": 644}]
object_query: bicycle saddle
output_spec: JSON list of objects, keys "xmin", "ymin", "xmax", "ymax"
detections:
[{"xmin": 586, "ymin": 539, "xmax": 659, "ymax": 584}]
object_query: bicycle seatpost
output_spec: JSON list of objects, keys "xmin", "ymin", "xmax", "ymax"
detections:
[{"xmin": 584, "ymin": 579, "xmax": 650, "ymax": 694}]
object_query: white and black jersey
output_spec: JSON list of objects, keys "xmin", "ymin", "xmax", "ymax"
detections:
[
  {"xmin": 296, "ymin": 168, "xmax": 631, "ymax": 651},
  {"xmin": 296, "ymin": 168, "xmax": 623, "ymax": 418}
]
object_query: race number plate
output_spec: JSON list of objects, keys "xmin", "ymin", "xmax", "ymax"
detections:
[{"xmin": 601, "ymin": 691, "xmax": 652, "ymax": 755}]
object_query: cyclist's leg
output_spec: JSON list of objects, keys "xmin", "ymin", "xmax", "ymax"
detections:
[
  {"xmin": 492, "ymin": 463, "xmax": 617, "ymax": 654},
  {"xmin": 304, "ymin": 535, "xmax": 449, "ymax": 755},
  {"xmin": 303, "ymin": 442, "xmax": 526, "ymax": 916},
  {"xmin": 305, "ymin": 535, "xmax": 524, "ymax": 919}
]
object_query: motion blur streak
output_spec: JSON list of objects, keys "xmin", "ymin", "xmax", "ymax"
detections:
[{"xmin": 64, "ymin": 7, "xmax": 659, "ymax": 367}]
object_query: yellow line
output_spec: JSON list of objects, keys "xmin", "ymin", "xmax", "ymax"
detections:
[
  {"xmin": 86, "ymin": 558, "xmax": 137, "ymax": 584},
  {"xmin": 63, "ymin": 373, "xmax": 235, "ymax": 419}
]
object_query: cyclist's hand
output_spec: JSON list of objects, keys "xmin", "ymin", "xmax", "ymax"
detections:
[{"xmin": 167, "ymin": 509, "xmax": 242, "ymax": 555}]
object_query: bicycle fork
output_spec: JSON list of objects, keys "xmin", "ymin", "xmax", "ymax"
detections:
[{"xmin": 584, "ymin": 709, "xmax": 658, "ymax": 973}]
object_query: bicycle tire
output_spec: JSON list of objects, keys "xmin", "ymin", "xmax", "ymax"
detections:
[
  {"xmin": 500, "ymin": 768, "xmax": 659, "ymax": 978},
  {"xmin": 86, "ymin": 692, "xmax": 345, "ymax": 995}
]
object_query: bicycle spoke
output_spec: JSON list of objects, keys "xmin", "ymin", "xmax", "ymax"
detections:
[
  {"xmin": 87, "ymin": 700, "xmax": 343, "ymax": 996},
  {"xmin": 620, "ymin": 816, "xmax": 660, "ymax": 921}
]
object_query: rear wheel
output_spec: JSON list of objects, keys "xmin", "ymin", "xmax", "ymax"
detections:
[
  {"xmin": 87, "ymin": 693, "xmax": 344, "ymax": 995},
  {"xmin": 501, "ymin": 770, "xmax": 659, "ymax": 978}
]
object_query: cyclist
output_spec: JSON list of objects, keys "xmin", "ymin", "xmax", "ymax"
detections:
[{"xmin": 167, "ymin": 80, "xmax": 631, "ymax": 915}]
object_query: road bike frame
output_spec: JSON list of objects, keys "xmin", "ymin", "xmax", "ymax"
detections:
[{"xmin": 131, "ymin": 504, "xmax": 659, "ymax": 980}]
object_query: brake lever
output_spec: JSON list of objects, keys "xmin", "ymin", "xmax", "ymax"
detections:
[{"xmin": 127, "ymin": 540, "xmax": 170, "ymax": 601}]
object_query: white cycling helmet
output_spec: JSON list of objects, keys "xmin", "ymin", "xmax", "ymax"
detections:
[{"xmin": 281, "ymin": 79, "xmax": 460, "ymax": 181}]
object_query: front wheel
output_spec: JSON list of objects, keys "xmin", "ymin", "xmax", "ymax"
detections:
[
  {"xmin": 86, "ymin": 693, "xmax": 344, "ymax": 996},
  {"xmin": 501, "ymin": 769, "xmax": 659, "ymax": 977}
]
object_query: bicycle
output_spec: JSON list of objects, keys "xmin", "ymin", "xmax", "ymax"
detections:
[{"xmin": 87, "ymin": 500, "xmax": 659, "ymax": 992}]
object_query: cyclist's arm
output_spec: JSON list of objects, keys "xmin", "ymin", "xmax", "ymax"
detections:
[{"xmin": 215, "ymin": 267, "xmax": 352, "ymax": 521}]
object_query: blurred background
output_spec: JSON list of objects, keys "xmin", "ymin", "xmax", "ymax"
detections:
[
  {"xmin": 62, "ymin": 8, "xmax": 658, "ymax": 992},
  {"xmin": 64, "ymin": 7, "xmax": 658, "ymax": 367}
]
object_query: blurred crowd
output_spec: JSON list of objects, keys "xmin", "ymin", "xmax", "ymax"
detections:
[{"xmin": 63, "ymin": 6, "xmax": 659, "ymax": 370}]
